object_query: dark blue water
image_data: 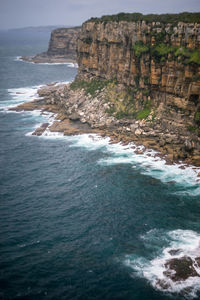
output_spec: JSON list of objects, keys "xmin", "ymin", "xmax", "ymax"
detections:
[{"xmin": 1, "ymin": 30, "xmax": 200, "ymax": 300}]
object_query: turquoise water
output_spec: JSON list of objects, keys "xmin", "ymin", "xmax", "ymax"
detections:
[{"xmin": 1, "ymin": 30, "xmax": 200, "ymax": 300}]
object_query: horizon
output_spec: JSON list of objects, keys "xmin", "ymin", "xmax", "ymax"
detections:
[
  {"xmin": 1, "ymin": 10, "xmax": 200, "ymax": 32},
  {"xmin": 0, "ymin": 0, "xmax": 200, "ymax": 30}
]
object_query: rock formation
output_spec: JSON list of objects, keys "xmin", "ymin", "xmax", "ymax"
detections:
[
  {"xmin": 74, "ymin": 13, "xmax": 200, "ymax": 165},
  {"xmin": 21, "ymin": 26, "xmax": 81, "ymax": 63},
  {"xmin": 17, "ymin": 13, "xmax": 200, "ymax": 165}
]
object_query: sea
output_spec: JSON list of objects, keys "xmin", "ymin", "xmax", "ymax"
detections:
[{"xmin": 1, "ymin": 28, "xmax": 200, "ymax": 300}]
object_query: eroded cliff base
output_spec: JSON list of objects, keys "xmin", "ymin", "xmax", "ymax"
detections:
[{"xmin": 11, "ymin": 80, "xmax": 200, "ymax": 167}]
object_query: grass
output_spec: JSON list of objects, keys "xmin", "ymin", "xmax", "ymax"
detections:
[
  {"xmin": 136, "ymin": 101, "xmax": 152, "ymax": 120},
  {"xmin": 70, "ymin": 79, "xmax": 116, "ymax": 97},
  {"xmin": 136, "ymin": 107, "xmax": 151, "ymax": 120}
]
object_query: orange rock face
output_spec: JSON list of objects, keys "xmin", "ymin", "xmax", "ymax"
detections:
[{"xmin": 77, "ymin": 20, "xmax": 200, "ymax": 107}]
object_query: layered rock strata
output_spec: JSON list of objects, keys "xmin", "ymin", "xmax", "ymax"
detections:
[
  {"xmin": 75, "ymin": 18, "xmax": 200, "ymax": 165},
  {"xmin": 22, "ymin": 27, "xmax": 81, "ymax": 63},
  {"xmin": 17, "ymin": 14, "xmax": 200, "ymax": 165}
]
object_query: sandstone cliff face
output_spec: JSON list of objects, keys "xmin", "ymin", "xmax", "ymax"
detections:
[
  {"xmin": 77, "ymin": 21, "xmax": 200, "ymax": 93},
  {"xmin": 47, "ymin": 27, "xmax": 81, "ymax": 59},
  {"xmin": 76, "ymin": 20, "xmax": 200, "ymax": 164}
]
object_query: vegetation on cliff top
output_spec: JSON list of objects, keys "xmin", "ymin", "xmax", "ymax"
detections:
[{"xmin": 88, "ymin": 12, "xmax": 200, "ymax": 24}]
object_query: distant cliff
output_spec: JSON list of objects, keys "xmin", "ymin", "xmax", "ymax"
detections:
[{"xmin": 22, "ymin": 26, "xmax": 81, "ymax": 63}]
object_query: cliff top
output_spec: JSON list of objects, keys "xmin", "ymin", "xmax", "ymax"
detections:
[
  {"xmin": 87, "ymin": 12, "xmax": 200, "ymax": 24},
  {"xmin": 51, "ymin": 26, "xmax": 81, "ymax": 34}
]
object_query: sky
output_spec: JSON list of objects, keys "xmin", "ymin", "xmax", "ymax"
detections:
[{"xmin": 0, "ymin": 0, "xmax": 200, "ymax": 30}]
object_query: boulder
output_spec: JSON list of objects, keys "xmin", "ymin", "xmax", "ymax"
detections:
[{"xmin": 164, "ymin": 256, "xmax": 199, "ymax": 281}]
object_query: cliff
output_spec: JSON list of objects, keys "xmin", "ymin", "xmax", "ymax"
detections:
[
  {"xmin": 17, "ymin": 13, "xmax": 200, "ymax": 165},
  {"xmin": 21, "ymin": 26, "xmax": 81, "ymax": 63},
  {"xmin": 74, "ymin": 13, "xmax": 200, "ymax": 165}
]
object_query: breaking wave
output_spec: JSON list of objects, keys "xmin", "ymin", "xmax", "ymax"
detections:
[{"xmin": 125, "ymin": 229, "xmax": 200, "ymax": 298}]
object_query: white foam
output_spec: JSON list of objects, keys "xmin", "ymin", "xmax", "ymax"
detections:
[
  {"xmin": 98, "ymin": 141, "xmax": 200, "ymax": 195},
  {"xmin": 4, "ymin": 82, "xmax": 199, "ymax": 194},
  {"xmin": 68, "ymin": 134, "xmax": 111, "ymax": 151},
  {"xmin": 14, "ymin": 56, "xmax": 22, "ymax": 62},
  {"xmin": 0, "ymin": 85, "xmax": 42, "ymax": 112},
  {"xmin": 125, "ymin": 229, "xmax": 200, "ymax": 298},
  {"xmin": 40, "ymin": 130, "xmax": 64, "ymax": 139},
  {"xmin": 54, "ymin": 81, "xmax": 70, "ymax": 86},
  {"xmin": 17, "ymin": 57, "xmax": 78, "ymax": 67},
  {"xmin": 25, "ymin": 111, "xmax": 56, "ymax": 136},
  {"xmin": 0, "ymin": 81, "xmax": 70, "ymax": 113},
  {"xmin": 38, "ymin": 132, "xmax": 200, "ymax": 194},
  {"xmin": 31, "ymin": 62, "xmax": 78, "ymax": 67}
]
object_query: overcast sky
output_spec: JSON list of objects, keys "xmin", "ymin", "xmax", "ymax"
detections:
[{"xmin": 0, "ymin": 0, "xmax": 199, "ymax": 30}]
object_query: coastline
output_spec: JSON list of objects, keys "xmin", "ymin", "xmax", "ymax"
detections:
[
  {"xmin": 10, "ymin": 82, "xmax": 200, "ymax": 171},
  {"xmin": 20, "ymin": 54, "xmax": 77, "ymax": 64}
]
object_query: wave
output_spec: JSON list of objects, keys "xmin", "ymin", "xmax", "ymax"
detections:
[
  {"xmin": 0, "ymin": 85, "xmax": 42, "ymax": 112},
  {"xmin": 0, "ymin": 81, "xmax": 70, "ymax": 113},
  {"xmin": 99, "ymin": 144, "xmax": 200, "ymax": 195},
  {"xmin": 14, "ymin": 56, "xmax": 22, "ymax": 62},
  {"xmin": 38, "ymin": 133, "xmax": 200, "ymax": 194},
  {"xmin": 125, "ymin": 229, "xmax": 200, "ymax": 298},
  {"xmin": 15, "ymin": 57, "xmax": 78, "ymax": 67},
  {"xmin": 3, "ymin": 82, "xmax": 199, "ymax": 195},
  {"xmin": 37, "ymin": 133, "xmax": 200, "ymax": 195}
]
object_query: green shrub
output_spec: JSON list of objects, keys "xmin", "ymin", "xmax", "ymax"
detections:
[
  {"xmin": 82, "ymin": 37, "xmax": 93, "ymax": 44},
  {"xmin": 132, "ymin": 41, "xmax": 149, "ymax": 58},
  {"xmin": 144, "ymin": 76, "xmax": 149, "ymax": 85},
  {"xmin": 87, "ymin": 12, "xmax": 200, "ymax": 24},
  {"xmin": 192, "ymin": 74, "xmax": 200, "ymax": 82},
  {"xmin": 136, "ymin": 107, "xmax": 151, "ymax": 120},
  {"xmin": 136, "ymin": 101, "xmax": 152, "ymax": 120},
  {"xmin": 154, "ymin": 31, "xmax": 166, "ymax": 43},
  {"xmin": 142, "ymin": 89, "xmax": 150, "ymax": 96},
  {"xmin": 194, "ymin": 111, "xmax": 200, "ymax": 125},
  {"xmin": 188, "ymin": 125, "xmax": 196, "ymax": 132},
  {"xmin": 152, "ymin": 43, "xmax": 174, "ymax": 61},
  {"xmin": 175, "ymin": 47, "xmax": 190, "ymax": 58},
  {"xmin": 105, "ymin": 107, "xmax": 116, "ymax": 114},
  {"xmin": 188, "ymin": 50, "xmax": 200, "ymax": 65},
  {"xmin": 70, "ymin": 78, "xmax": 117, "ymax": 97},
  {"xmin": 134, "ymin": 75, "xmax": 140, "ymax": 87}
]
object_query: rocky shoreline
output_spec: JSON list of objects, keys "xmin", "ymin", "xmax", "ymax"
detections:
[
  {"xmin": 20, "ymin": 54, "xmax": 77, "ymax": 64},
  {"xmin": 10, "ymin": 81, "xmax": 200, "ymax": 169}
]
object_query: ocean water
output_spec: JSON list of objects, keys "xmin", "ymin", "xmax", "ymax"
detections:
[{"xmin": 1, "ymin": 30, "xmax": 200, "ymax": 300}]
